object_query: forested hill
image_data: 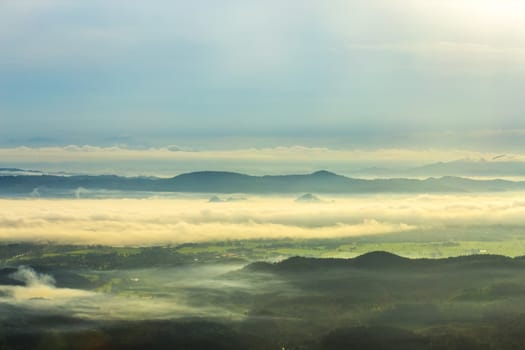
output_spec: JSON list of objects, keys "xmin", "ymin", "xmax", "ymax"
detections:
[{"xmin": 244, "ymin": 251, "xmax": 525, "ymax": 273}]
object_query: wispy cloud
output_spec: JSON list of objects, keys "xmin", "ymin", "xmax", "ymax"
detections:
[
  {"xmin": 1, "ymin": 145, "xmax": 521, "ymax": 165},
  {"xmin": 3, "ymin": 145, "xmax": 525, "ymax": 177},
  {"xmin": 0, "ymin": 264, "xmax": 249, "ymax": 320},
  {"xmin": 1, "ymin": 266, "xmax": 92, "ymax": 302}
]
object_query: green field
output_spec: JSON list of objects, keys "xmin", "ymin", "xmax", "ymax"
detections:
[{"xmin": 3, "ymin": 225, "xmax": 525, "ymax": 271}]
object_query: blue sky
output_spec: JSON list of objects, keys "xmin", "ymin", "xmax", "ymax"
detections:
[{"xmin": 1, "ymin": 0, "xmax": 525, "ymax": 151}]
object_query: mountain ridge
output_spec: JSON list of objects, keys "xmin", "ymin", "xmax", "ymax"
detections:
[
  {"xmin": 1, "ymin": 170, "xmax": 525, "ymax": 196},
  {"xmin": 244, "ymin": 251, "xmax": 524, "ymax": 273}
]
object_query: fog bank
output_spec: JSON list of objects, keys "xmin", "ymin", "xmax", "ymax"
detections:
[{"xmin": 2, "ymin": 194, "xmax": 525, "ymax": 246}]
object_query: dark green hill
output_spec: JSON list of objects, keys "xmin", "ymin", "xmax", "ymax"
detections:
[{"xmin": 244, "ymin": 251, "xmax": 523, "ymax": 273}]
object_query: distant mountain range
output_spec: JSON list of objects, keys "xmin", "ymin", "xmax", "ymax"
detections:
[
  {"xmin": 351, "ymin": 158, "xmax": 525, "ymax": 178},
  {"xmin": 407, "ymin": 159, "xmax": 525, "ymax": 177},
  {"xmin": 0, "ymin": 167, "xmax": 44, "ymax": 176},
  {"xmin": 2, "ymin": 170, "xmax": 525, "ymax": 196}
]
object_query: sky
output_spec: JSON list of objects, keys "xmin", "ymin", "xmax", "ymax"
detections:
[{"xmin": 1, "ymin": 0, "xmax": 525, "ymax": 170}]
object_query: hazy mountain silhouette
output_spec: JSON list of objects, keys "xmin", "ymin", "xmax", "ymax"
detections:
[
  {"xmin": 2, "ymin": 170, "xmax": 525, "ymax": 195},
  {"xmin": 350, "ymin": 158, "xmax": 525, "ymax": 178},
  {"xmin": 208, "ymin": 195, "xmax": 246, "ymax": 202},
  {"xmin": 0, "ymin": 168, "xmax": 43, "ymax": 175},
  {"xmin": 295, "ymin": 193, "xmax": 321, "ymax": 202},
  {"xmin": 405, "ymin": 159, "xmax": 525, "ymax": 177}
]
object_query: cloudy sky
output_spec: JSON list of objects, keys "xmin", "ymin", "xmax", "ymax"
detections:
[{"xmin": 1, "ymin": 0, "xmax": 525, "ymax": 160}]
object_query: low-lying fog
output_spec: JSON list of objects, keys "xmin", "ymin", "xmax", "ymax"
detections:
[
  {"xmin": 0, "ymin": 264, "xmax": 257, "ymax": 321},
  {"xmin": 2, "ymin": 193, "xmax": 525, "ymax": 246}
]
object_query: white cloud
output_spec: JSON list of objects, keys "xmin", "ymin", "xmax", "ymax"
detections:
[
  {"xmin": 1, "ymin": 194, "xmax": 525, "ymax": 246},
  {"xmin": 0, "ymin": 145, "xmax": 518, "ymax": 164}
]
